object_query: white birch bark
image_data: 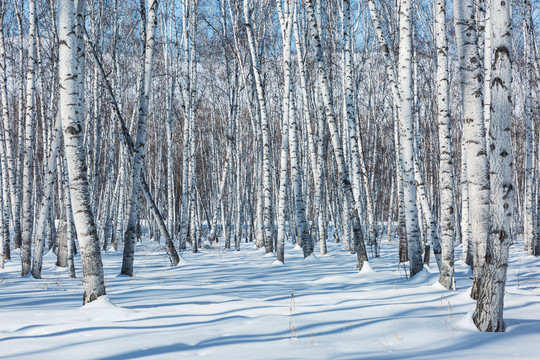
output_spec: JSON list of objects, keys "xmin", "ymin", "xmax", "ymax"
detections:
[
  {"xmin": 523, "ymin": 0, "xmax": 535, "ymax": 256},
  {"xmin": 244, "ymin": 0, "xmax": 274, "ymax": 254},
  {"xmin": 483, "ymin": 1, "xmax": 492, "ymax": 148},
  {"xmin": 289, "ymin": 97, "xmax": 311, "ymax": 258},
  {"xmin": 121, "ymin": 0, "xmax": 159, "ymax": 275},
  {"xmin": 84, "ymin": 25, "xmax": 180, "ymax": 266},
  {"xmin": 436, "ymin": 0, "xmax": 455, "ymax": 289},
  {"xmin": 0, "ymin": 1, "xmax": 13, "ymax": 261},
  {"xmin": 179, "ymin": 0, "xmax": 193, "ymax": 249},
  {"xmin": 58, "ymin": 154, "xmax": 76, "ymax": 278},
  {"xmin": 293, "ymin": 8, "xmax": 326, "ymax": 255},
  {"xmin": 13, "ymin": 2, "xmax": 24, "ymax": 250},
  {"xmin": 461, "ymin": 144, "xmax": 473, "ymax": 265},
  {"xmin": 31, "ymin": 113, "xmax": 62, "ymax": 279},
  {"xmin": 275, "ymin": 0, "xmax": 293, "ymax": 263},
  {"xmin": 398, "ymin": 0, "xmax": 422, "ymax": 277},
  {"xmin": 276, "ymin": 94, "xmax": 289, "ymax": 263},
  {"xmin": 59, "ymin": 0, "xmax": 106, "ymax": 303},
  {"xmin": 302, "ymin": 0, "xmax": 368, "ymax": 269},
  {"xmin": 21, "ymin": 0, "xmax": 37, "ymax": 276},
  {"xmin": 453, "ymin": 0, "xmax": 491, "ymax": 299},
  {"xmin": 473, "ymin": 0, "xmax": 512, "ymax": 331},
  {"xmin": 343, "ymin": 0, "xmax": 377, "ymax": 255}
]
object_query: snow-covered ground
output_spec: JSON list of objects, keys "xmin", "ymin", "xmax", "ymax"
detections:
[{"xmin": 1, "ymin": 238, "xmax": 539, "ymax": 359}]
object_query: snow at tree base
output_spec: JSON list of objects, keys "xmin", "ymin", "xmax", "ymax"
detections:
[{"xmin": 0, "ymin": 0, "xmax": 539, "ymax": 358}]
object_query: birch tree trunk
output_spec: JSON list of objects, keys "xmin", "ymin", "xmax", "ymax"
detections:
[
  {"xmin": 59, "ymin": 0, "xmax": 106, "ymax": 304},
  {"xmin": 13, "ymin": 1, "xmax": 24, "ymax": 251},
  {"xmin": 302, "ymin": 0, "xmax": 368, "ymax": 269},
  {"xmin": 21, "ymin": 0, "xmax": 37, "ymax": 276},
  {"xmin": 453, "ymin": 0, "xmax": 491, "ymax": 299},
  {"xmin": 289, "ymin": 97, "xmax": 312, "ymax": 258},
  {"xmin": 523, "ymin": 0, "xmax": 536, "ymax": 256},
  {"xmin": 276, "ymin": 0, "xmax": 293, "ymax": 263},
  {"xmin": 121, "ymin": 0, "xmax": 159, "ymax": 276},
  {"xmin": 461, "ymin": 144, "xmax": 474, "ymax": 265},
  {"xmin": 244, "ymin": 0, "xmax": 274, "ymax": 254},
  {"xmin": 473, "ymin": 0, "xmax": 513, "ymax": 331},
  {"xmin": 344, "ymin": 0, "xmax": 377, "ymax": 256},
  {"xmin": 436, "ymin": 0, "xmax": 455, "ymax": 289},
  {"xmin": 398, "ymin": 0, "xmax": 422, "ymax": 277},
  {"xmin": 84, "ymin": 26, "xmax": 180, "ymax": 266},
  {"xmin": 31, "ymin": 113, "xmax": 62, "ymax": 279},
  {"xmin": 0, "ymin": 1, "xmax": 14, "ymax": 261}
]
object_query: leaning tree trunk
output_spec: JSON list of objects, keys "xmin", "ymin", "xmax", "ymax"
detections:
[
  {"xmin": 473, "ymin": 0, "xmax": 513, "ymax": 332},
  {"xmin": 59, "ymin": 0, "xmax": 105, "ymax": 304},
  {"xmin": 302, "ymin": 0, "xmax": 367, "ymax": 269},
  {"xmin": 84, "ymin": 28, "xmax": 179, "ymax": 267}
]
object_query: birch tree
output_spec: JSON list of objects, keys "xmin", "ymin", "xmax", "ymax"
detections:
[
  {"xmin": 121, "ymin": 0, "xmax": 159, "ymax": 276},
  {"xmin": 523, "ymin": 0, "xmax": 536, "ymax": 256},
  {"xmin": 473, "ymin": 0, "xmax": 513, "ymax": 332},
  {"xmin": 398, "ymin": 0, "xmax": 422, "ymax": 277},
  {"xmin": 244, "ymin": 0, "xmax": 274, "ymax": 254},
  {"xmin": 302, "ymin": 0, "xmax": 368, "ymax": 269},
  {"xmin": 453, "ymin": 0, "xmax": 491, "ymax": 299},
  {"xmin": 59, "ymin": 0, "xmax": 106, "ymax": 304},
  {"xmin": 435, "ymin": 0, "xmax": 455, "ymax": 289},
  {"xmin": 0, "ymin": 0, "xmax": 13, "ymax": 262},
  {"xmin": 21, "ymin": 0, "xmax": 37, "ymax": 276}
]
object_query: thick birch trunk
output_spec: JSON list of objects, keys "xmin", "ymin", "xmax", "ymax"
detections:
[
  {"xmin": 473, "ymin": 0, "xmax": 513, "ymax": 331},
  {"xmin": 453, "ymin": 0, "xmax": 491, "ymax": 299},
  {"xmin": 59, "ymin": 0, "xmax": 105, "ymax": 303},
  {"xmin": 398, "ymin": 0, "xmax": 422, "ymax": 277}
]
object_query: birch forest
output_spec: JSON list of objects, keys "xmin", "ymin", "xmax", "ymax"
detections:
[{"xmin": 1, "ymin": 0, "xmax": 540, "ymax": 352}]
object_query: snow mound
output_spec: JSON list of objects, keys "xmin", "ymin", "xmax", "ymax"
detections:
[
  {"xmin": 263, "ymin": 252, "xmax": 275, "ymax": 258},
  {"xmin": 43, "ymin": 248, "xmax": 57, "ymax": 261},
  {"xmin": 431, "ymin": 281, "xmax": 448, "ymax": 290},
  {"xmin": 177, "ymin": 256, "xmax": 189, "ymax": 265},
  {"xmin": 293, "ymin": 244, "xmax": 302, "ymax": 251},
  {"xmin": 272, "ymin": 260, "xmax": 284, "ymax": 266},
  {"xmin": 81, "ymin": 295, "xmax": 115, "ymax": 309},
  {"xmin": 457, "ymin": 310, "xmax": 480, "ymax": 332},
  {"xmin": 359, "ymin": 262, "xmax": 375, "ymax": 274},
  {"xmin": 408, "ymin": 268, "xmax": 430, "ymax": 284},
  {"xmin": 79, "ymin": 295, "xmax": 135, "ymax": 322},
  {"xmin": 304, "ymin": 253, "xmax": 319, "ymax": 262}
]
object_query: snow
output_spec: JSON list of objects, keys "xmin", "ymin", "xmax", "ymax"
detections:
[
  {"xmin": 359, "ymin": 261, "xmax": 375, "ymax": 274},
  {"xmin": 1, "ymin": 239, "xmax": 540, "ymax": 359}
]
